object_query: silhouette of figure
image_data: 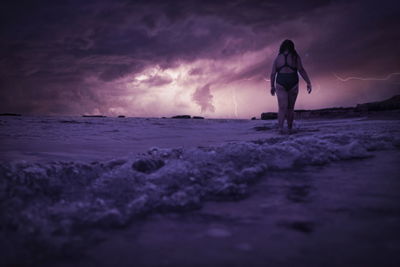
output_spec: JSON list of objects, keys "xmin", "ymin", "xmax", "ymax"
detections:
[{"xmin": 270, "ymin": 40, "xmax": 311, "ymax": 134}]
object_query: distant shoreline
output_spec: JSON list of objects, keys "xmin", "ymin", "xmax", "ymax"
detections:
[
  {"xmin": 261, "ymin": 95, "xmax": 400, "ymax": 120},
  {"xmin": 1, "ymin": 95, "xmax": 399, "ymax": 120}
]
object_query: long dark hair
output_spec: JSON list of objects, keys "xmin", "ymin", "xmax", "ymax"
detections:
[{"xmin": 279, "ymin": 39, "xmax": 298, "ymax": 66}]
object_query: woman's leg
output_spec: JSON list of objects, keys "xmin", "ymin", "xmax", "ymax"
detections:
[
  {"xmin": 287, "ymin": 85, "xmax": 299, "ymax": 130},
  {"xmin": 275, "ymin": 83, "xmax": 288, "ymax": 132}
]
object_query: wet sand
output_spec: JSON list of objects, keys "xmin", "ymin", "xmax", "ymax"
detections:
[{"xmin": 51, "ymin": 149, "xmax": 400, "ymax": 267}]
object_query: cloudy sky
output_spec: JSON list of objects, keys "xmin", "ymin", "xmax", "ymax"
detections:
[{"xmin": 0, "ymin": 0, "xmax": 399, "ymax": 118}]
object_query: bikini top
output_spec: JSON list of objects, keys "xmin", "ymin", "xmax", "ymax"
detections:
[{"xmin": 276, "ymin": 53, "xmax": 298, "ymax": 73}]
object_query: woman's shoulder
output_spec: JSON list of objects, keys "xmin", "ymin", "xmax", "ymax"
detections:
[{"xmin": 275, "ymin": 53, "xmax": 283, "ymax": 61}]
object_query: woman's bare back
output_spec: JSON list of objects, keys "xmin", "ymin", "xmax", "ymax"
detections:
[{"xmin": 275, "ymin": 52, "xmax": 298, "ymax": 73}]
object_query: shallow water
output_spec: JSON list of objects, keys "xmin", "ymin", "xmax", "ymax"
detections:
[
  {"xmin": 1, "ymin": 116, "xmax": 398, "ymax": 162},
  {"xmin": 51, "ymin": 150, "xmax": 400, "ymax": 267},
  {"xmin": 1, "ymin": 117, "xmax": 399, "ymax": 266}
]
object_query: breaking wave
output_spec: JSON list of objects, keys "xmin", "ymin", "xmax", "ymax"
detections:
[{"xmin": 1, "ymin": 132, "xmax": 399, "ymax": 261}]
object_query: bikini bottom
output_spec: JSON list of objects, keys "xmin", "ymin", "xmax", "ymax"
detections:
[{"xmin": 276, "ymin": 72, "xmax": 299, "ymax": 91}]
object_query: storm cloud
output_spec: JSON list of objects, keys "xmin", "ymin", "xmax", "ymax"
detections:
[
  {"xmin": 192, "ymin": 83, "xmax": 215, "ymax": 113},
  {"xmin": 0, "ymin": 0, "xmax": 399, "ymax": 117}
]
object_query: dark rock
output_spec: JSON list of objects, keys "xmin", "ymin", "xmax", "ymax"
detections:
[
  {"xmin": 82, "ymin": 115, "xmax": 106, "ymax": 118},
  {"xmin": 355, "ymin": 94, "xmax": 400, "ymax": 111},
  {"xmin": 193, "ymin": 116, "xmax": 204, "ymax": 119},
  {"xmin": 118, "ymin": 115, "xmax": 125, "ymax": 118},
  {"xmin": 260, "ymin": 95, "xmax": 400, "ymax": 120},
  {"xmin": 132, "ymin": 158, "xmax": 165, "ymax": 173},
  {"xmin": 171, "ymin": 115, "xmax": 191, "ymax": 119},
  {"xmin": 261, "ymin": 112, "xmax": 277, "ymax": 120},
  {"xmin": 297, "ymin": 95, "xmax": 400, "ymax": 119},
  {"xmin": 0, "ymin": 113, "xmax": 21, "ymax": 116},
  {"xmin": 251, "ymin": 117, "xmax": 256, "ymax": 120}
]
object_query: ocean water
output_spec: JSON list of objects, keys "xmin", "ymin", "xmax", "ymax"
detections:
[
  {"xmin": 71, "ymin": 150, "xmax": 400, "ymax": 267},
  {"xmin": 0, "ymin": 116, "xmax": 399, "ymax": 265}
]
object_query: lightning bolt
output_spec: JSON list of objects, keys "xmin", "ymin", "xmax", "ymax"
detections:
[
  {"xmin": 231, "ymin": 77, "xmax": 271, "ymax": 118},
  {"xmin": 236, "ymin": 76, "xmax": 271, "ymax": 83},
  {"xmin": 333, "ymin": 72, "xmax": 400, "ymax": 82},
  {"xmin": 236, "ymin": 76, "xmax": 260, "ymax": 83},
  {"xmin": 233, "ymin": 88, "xmax": 238, "ymax": 118},
  {"xmin": 316, "ymin": 82, "xmax": 321, "ymax": 92}
]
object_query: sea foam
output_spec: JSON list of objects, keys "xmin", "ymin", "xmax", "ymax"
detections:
[{"xmin": 0, "ymin": 132, "xmax": 399, "ymax": 257}]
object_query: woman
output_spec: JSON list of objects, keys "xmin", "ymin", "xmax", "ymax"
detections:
[{"xmin": 270, "ymin": 39, "xmax": 312, "ymax": 134}]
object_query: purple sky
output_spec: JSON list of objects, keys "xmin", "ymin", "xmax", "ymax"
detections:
[{"xmin": 0, "ymin": 0, "xmax": 399, "ymax": 118}]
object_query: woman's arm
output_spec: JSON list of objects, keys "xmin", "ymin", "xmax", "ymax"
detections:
[
  {"xmin": 297, "ymin": 56, "xmax": 312, "ymax": 93},
  {"xmin": 270, "ymin": 59, "xmax": 277, "ymax": 96}
]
